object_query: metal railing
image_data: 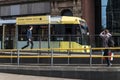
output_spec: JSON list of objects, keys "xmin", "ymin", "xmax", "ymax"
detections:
[{"xmin": 0, "ymin": 47, "xmax": 120, "ymax": 66}]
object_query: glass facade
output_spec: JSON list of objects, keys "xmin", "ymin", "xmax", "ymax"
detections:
[
  {"xmin": 107, "ymin": 0, "xmax": 120, "ymax": 34},
  {"xmin": 101, "ymin": 0, "xmax": 120, "ymax": 33},
  {"xmin": 106, "ymin": 0, "xmax": 120, "ymax": 46},
  {"xmin": 95, "ymin": 0, "xmax": 120, "ymax": 47}
]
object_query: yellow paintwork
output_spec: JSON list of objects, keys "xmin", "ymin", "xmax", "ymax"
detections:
[
  {"xmin": 59, "ymin": 41, "xmax": 90, "ymax": 53},
  {"xmin": 16, "ymin": 16, "xmax": 86, "ymax": 25},
  {"xmin": 59, "ymin": 16, "xmax": 85, "ymax": 24},
  {"xmin": 16, "ymin": 16, "xmax": 50, "ymax": 25}
]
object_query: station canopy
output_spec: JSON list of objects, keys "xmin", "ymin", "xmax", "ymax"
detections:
[{"xmin": 0, "ymin": 20, "xmax": 16, "ymax": 26}]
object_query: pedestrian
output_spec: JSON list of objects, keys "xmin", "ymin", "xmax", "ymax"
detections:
[
  {"xmin": 99, "ymin": 29, "xmax": 112, "ymax": 67},
  {"xmin": 22, "ymin": 26, "xmax": 33, "ymax": 49}
]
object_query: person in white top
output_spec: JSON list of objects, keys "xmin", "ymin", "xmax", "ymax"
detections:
[
  {"xmin": 100, "ymin": 29, "xmax": 112, "ymax": 47},
  {"xmin": 100, "ymin": 29, "xmax": 112, "ymax": 67}
]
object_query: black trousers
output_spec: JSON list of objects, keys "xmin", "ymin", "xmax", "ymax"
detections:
[
  {"xmin": 104, "ymin": 49, "xmax": 111, "ymax": 66},
  {"xmin": 22, "ymin": 40, "xmax": 33, "ymax": 49}
]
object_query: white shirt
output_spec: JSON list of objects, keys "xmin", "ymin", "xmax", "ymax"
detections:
[{"xmin": 100, "ymin": 32, "xmax": 112, "ymax": 47}]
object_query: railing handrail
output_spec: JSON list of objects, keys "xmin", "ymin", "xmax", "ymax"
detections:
[{"xmin": 0, "ymin": 47, "xmax": 120, "ymax": 51}]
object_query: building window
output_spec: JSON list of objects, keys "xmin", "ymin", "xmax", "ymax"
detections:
[{"xmin": 101, "ymin": 0, "xmax": 108, "ymax": 29}]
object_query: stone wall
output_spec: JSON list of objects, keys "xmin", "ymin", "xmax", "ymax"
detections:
[{"xmin": 51, "ymin": 0, "xmax": 82, "ymax": 17}]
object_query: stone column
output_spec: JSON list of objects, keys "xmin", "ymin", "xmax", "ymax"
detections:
[{"xmin": 81, "ymin": 0, "xmax": 95, "ymax": 46}]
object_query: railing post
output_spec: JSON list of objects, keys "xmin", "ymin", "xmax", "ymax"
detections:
[
  {"xmin": 67, "ymin": 49, "xmax": 70, "ymax": 65},
  {"xmin": 51, "ymin": 49, "xmax": 53, "ymax": 66},
  {"xmin": 37, "ymin": 50, "xmax": 40, "ymax": 64},
  {"xmin": 17, "ymin": 49, "xmax": 20, "ymax": 66},
  {"xmin": 10, "ymin": 50, "xmax": 13, "ymax": 64},
  {"xmin": 101, "ymin": 50, "xmax": 104, "ymax": 64},
  {"xmin": 90, "ymin": 47, "xmax": 92, "ymax": 67}
]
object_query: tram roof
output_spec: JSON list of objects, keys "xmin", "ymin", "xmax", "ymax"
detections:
[
  {"xmin": 51, "ymin": 16, "xmax": 85, "ymax": 24},
  {"xmin": 0, "ymin": 16, "xmax": 85, "ymax": 25},
  {"xmin": 16, "ymin": 16, "xmax": 86, "ymax": 25}
]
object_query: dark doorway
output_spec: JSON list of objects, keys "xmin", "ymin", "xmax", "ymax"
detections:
[{"xmin": 61, "ymin": 9, "xmax": 73, "ymax": 16}]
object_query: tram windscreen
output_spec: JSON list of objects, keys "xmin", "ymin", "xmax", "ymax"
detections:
[
  {"xmin": 79, "ymin": 21, "xmax": 89, "ymax": 45},
  {"xmin": 51, "ymin": 23, "xmax": 89, "ymax": 45}
]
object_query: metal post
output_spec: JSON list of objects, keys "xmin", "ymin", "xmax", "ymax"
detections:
[
  {"xmin": 90, "ymin": 47, "xmax": 92, "ymax": 67},
  {"xmin": 101, "ymin": 50, "xmax": 104, "ymax": 64},
  {"xmin": 15, "ymin": 25, "xmax": 18, "ymax": 49},
  {"xmin": 10, "ymin": 50, "xmax": 13, "ymax": 63},
  {"xmin": 37, "ymin": 50, "xmax": 39, "ymax": 64},
  {"xmin": 2, "ymin": 25, "xmax": 5, "ymax": 49},
  {"xmin": 17, "ymin": 49, "xmax": 20, "ymax": 66},
  {"xmin": 67, "ymin": 50, "xmax": 70, "ymax": 64},
  {"xmin": 51, "ymin": 49, "xmax": 53, "ymax": 66},
  {"xmin": 68, "ymin": 35, "xmax": 71, "ymax": 64},
  {"xmin": 15, "ymin": 25, "xmax": 19, "ymax": 65},
  {"xmin": 48, "ymin": 15, "xmax": 51, "ymax": 49}
]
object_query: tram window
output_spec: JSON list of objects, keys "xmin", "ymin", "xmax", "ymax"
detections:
[
  {"xmin": 39, "ymin": 25, "xmax": 48, "ymax": 41},
  {"xmin": 65, "ymin": 28, "xmax": 72, "ymax": 34},
  {"xmin": 65, "ymin": 24, "xmax": 72, "ymax": 34},
  {"xmin": 40, "ymin": 28, "xmax": 48, "ymax": 41},
  {"xmin": 81, "ymin": 25, "xmax": 87, "ymax": 34},
  {"xmin": 32, "ymin": 26, "xmax": 40, "ymax": 41},
  {"xmin": 18, "ymin": 25, "xmax": 54, "ymax": 41},
  {"xmin": 78, "ymin": 20, "xmax": 89, "ymax": 45},
  {"xmin": 18, "ymin": 26, "xmax": 27, "ymax": 41}
]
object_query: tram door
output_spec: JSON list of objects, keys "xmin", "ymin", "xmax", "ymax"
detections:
[{"xmin": 4, "ymin": 25, "xmax": 15, "ymax": 49}]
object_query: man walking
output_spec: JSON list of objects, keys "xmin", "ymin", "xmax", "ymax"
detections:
[{"xmin": 22, "ymin": 26, "xmax": 33, "ymax": 49}]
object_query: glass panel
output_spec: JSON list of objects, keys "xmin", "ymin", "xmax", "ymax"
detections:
[{"xmin": 101, "ymin": 0, "xmax": 108, "ymax": 28}]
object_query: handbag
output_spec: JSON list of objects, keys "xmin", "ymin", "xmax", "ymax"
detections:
[{"xmin": 109, "ymin": 52, "xmax": 114, "ymax": 61}]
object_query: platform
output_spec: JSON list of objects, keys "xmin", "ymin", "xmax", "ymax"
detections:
[
  {"xmin": 0, "ymin": 64, "xmax": 119, "ymax": 80},
  {"xmin": 0, "ymin": 48, "xmax": 120, "ymax": 80}
]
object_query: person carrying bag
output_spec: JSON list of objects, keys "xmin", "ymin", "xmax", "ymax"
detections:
[{"xmin": 100, "ymin": 29, "xmax": 113, "ymax": 67}]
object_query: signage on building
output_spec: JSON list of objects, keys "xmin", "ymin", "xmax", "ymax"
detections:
[{"xmin": 16, "ymin": 16, "xmax": 50, "ymax": 25}]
